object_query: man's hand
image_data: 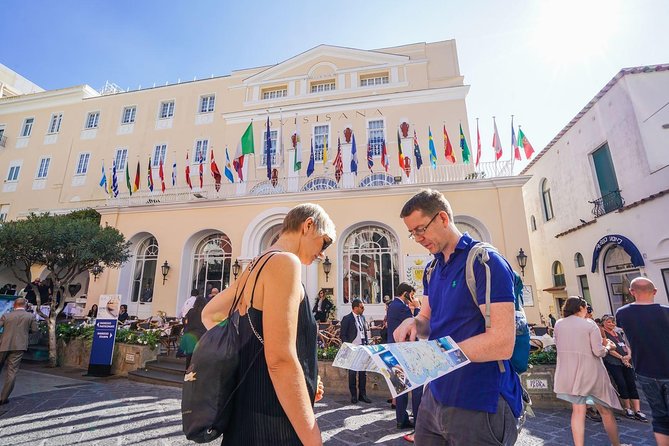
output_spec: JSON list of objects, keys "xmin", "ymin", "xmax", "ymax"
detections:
[{"xmin": 393, "ymin": 317, "xmax": 417, "ymax": 342}]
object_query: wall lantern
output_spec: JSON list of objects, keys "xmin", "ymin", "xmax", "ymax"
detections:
[
  {"xmin": 91, "ymin": 264, "xmax": 104, "ymax": 282},
  {"xmin": 161, "ymin": 261, "xmax": 171, "ymax": 285},
  {"xmin": 516, "ymin": 248, "xmax": 528, "ymax": 277},
  {"xmin": 232, "ymin": 259, "xmax": 241, "ymax": 280},
  {"xmin": 322, "ymin": 256, "xmax": 332, "ymax": 282}
]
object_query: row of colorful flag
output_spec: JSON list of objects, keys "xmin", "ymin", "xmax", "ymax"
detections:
[{"xmin": 99, "ymin": 117, "xmax": 536, "ymax": 195}]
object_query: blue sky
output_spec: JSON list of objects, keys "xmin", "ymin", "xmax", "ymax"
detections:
[{"xmin": 2, "ymin": 0, "xmax": 667, "ymax": 169}]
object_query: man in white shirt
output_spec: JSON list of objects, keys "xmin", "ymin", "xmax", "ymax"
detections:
[
  {"xmin": 180, "ymin": 289, "xmax": 199, "ymax": 320},
  {"xmin": 340, "ymin": 298, "xmax": 372, "ymax": 404}
]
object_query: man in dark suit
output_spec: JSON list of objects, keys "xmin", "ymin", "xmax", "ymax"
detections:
[
  {"xmin": 387, "ymin": 283, "xmax": 423, "ymax": 431},
  {"xmin": 340, "ymin": 298, "xmax": 372, "ymax": 404},
  {"xmin": 0, "ymin": 297, "xmax": 39, "ymax": 404}
]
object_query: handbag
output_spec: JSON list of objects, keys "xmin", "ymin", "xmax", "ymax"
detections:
[{"xmin": 181, "ymin": 251, "xmax": 276, "ymax": 443}]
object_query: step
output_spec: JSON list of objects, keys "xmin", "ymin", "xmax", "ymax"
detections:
[
  {"xmin": 145, "ymin": 359, "xmax": 186, "ymax": 376},
  {"xmin": 155, "ymin": 355, "xmax": 187, "ymax": 366},
  {"xmin": 127, "ymin": 368, "xmax": 184, "ymax": 388}
]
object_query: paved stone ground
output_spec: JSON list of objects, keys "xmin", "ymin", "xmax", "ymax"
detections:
[{"xmin": 0, "ymin": 365, "xmax": 657, "ymax": 445}]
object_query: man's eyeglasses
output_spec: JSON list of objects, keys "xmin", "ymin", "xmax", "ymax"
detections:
[
  {"xmin": 408, "ymin": 213, "xmax": 440, "ymax": 239},
  {"xmin": 321, "ymin": 235, "xmax": 333, "ymax": 252}
]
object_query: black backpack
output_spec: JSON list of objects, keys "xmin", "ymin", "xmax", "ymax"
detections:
[{"xmin": 181, "ymin": 251, "xmax": 276, "ymax": 443}]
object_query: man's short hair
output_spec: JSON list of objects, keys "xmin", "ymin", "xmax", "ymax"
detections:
[
  {"xmin": 120, "ymin": 304, "xmax": 127, "ymax": 310},
  {"xmin": 630, "ymin": 277, "xmax": 656, "ymax": 292},
  {"xmin": 395, "ymin": 282, "xmax": 415, "ymax": 297},
  {"xmin": 351, "ymin": 298, "xmax": 363, "ymax": 309},
  {"xmin": 190, "ymin": 289, "xmax": 199, "ymax": 297},
  {"xmin": 400, "ymin": 189, "xmax": 454, "ymax": 221},
  {"xmin": 14, "ymin": 297, "xmax": 27, "ymax": 308}
]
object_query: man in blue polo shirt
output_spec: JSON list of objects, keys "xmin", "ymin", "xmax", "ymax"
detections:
[{"xmin": 394, "ymin": 189, "xmax": 522, "ymax": 445}]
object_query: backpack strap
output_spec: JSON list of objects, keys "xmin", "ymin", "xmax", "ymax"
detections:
[
  {"xmin": 424, "ymin": 258, "xmax": 438, "ymax": 291},
  {"xmin": 465, "ymin": 242, "xmax": 506, "ymax": 373}
]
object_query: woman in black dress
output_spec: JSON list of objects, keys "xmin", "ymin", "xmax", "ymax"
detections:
[{"xmin": 203, "ymin": 203, "xmax": 335, "ymax": 445}]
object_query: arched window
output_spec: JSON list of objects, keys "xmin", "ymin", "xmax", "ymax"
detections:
[
  {"xmin": 250, "ymin": 181, "xmax": 285, "ymax": 196},
  {"xmin": 453, "ymin": 216, "xmax": 490, "ymax": 242},
  {"xmin": 530, "ymin": 216, "xmax": 537, "ymax": 231},
  {"xmin": 192, "ymin": 233, "xmax": 232, "ymax": 297},
  {"xmin": 541, "ymin": 179, "xmax": 554, "ymax": 221},
  {"xmin": 260, "ymin": 224, "xmax": 282, "ymax": 252},
  {"xmin": 603, "ymin": 245, "xmax": 641, "ymax": 312},
  {"xmin": 552, "ymin": 261, "xmax": 565, "ymax": 287},
  {"xmin": 359, "ymin": 173, "xmax": 394, "ymax": 188},
  {"xmin": 343, "ymin": 226, "xmax": 399, "ymax": 305},
  {"xmin": 574, "ymin": 252, "xmax": 585, "ymax": 268},
  {"xmin": 302, "ymin": 177, "xmax": 338, "ymax": 191},
  {"xmin": 131, "ymin": 237, "xmax": 159, "ymax": 304}
]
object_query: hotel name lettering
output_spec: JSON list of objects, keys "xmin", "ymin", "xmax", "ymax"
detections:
[{"xmin": 267, "ymin": 109, "xmax": 384, "ymax": 127}]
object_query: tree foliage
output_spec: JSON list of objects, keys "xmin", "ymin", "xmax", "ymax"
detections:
[{"xmin": 0, "ymin": 209, "xmax": 131, "ymax": 366}]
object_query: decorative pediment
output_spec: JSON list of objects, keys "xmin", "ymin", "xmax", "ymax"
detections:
[{"xmin": 242, "ymin": 45, "xmax": 409, "ymax": 85}]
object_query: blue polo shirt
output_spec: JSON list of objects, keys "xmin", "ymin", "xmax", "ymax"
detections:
[{"xmin": 423, "ymin": 233, "xmax": 522, "ymax": 417}]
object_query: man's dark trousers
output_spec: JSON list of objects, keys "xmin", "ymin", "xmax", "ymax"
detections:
[
  {"xmin": 349, "ymin": 370, "xmax": 367, "ymax": 400},
  {"xmin": 0, "ymin": 350, "xmax": 24, "ymax": 402},
  {"xmin": 396, "ymin": 384, "xmax": 423, "ymax": 425}
]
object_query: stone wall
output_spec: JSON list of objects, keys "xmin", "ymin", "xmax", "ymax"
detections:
[{"xmin": 58, "ymin": 339, "xmax": 158, "ymax": 376}]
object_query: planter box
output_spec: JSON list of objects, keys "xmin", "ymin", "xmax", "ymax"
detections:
[
  {"xmin": 58, "ymin": 339, "xmax": 158, "ymax": 376},
  {"xmin": 319, "ymin": 360, "xmax": 393, "ymax": 398},
  {"xmin": 521, "ymin": 364, "xmax": 570, "ymax": 409}
]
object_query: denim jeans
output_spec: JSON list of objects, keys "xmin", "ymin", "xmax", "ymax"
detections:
[{"xmin": 636, "ymin": 374, "xmax": 669, "ymax": 435}]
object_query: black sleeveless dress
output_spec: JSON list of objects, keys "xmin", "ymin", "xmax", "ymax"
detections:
[{"xmin": 222, "ymin": 285, "xmax": 318, "ymax": 445}]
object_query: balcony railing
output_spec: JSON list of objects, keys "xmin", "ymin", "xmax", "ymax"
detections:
[
  {"xmin": 589, "ymin": 189, "xmax": 624, "ymax": 217},
  {"xmin": 106, "ymin": 160, "xmax": 514, "ymax": 206}
]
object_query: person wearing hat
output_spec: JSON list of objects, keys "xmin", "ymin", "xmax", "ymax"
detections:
[{"xmin": 387, "ymin": 282, "xmax": 423, "ymax": 442}]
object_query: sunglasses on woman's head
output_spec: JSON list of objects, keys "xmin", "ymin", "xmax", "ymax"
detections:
[{"xmin": 321, "ymin": 235, "xmax": 333, "ymax": 252}]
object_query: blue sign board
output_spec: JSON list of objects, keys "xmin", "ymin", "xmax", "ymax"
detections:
[
  {"xmin": 87, "ymin": 294, "xmax": 120, "ymax": 376},
  {"xmin": 591, "ymin": 234, "xmax": 645, "ymax": 273}
]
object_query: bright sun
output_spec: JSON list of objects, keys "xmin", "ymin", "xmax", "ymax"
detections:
[{"xmin": 530, "ymin": 0, "xmax": 622, "ymax": 66}]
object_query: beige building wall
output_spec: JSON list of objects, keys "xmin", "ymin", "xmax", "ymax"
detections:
[{"xmin": 0, "ymin": 40, "xmax": 540, "ymax": 322}]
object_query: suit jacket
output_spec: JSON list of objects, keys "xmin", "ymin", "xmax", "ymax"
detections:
[
  {"xmin": 386, "ymin": 298, "xmax": 419, "ymax": 344},
  {"xmin": 312, "ymin": 298, "xmax": 333, "ymax": 322},
  {"xmin": 340, "ymin": 312, "xmax": 369, "ymax": 344},
  {"xmin": 0, "ymin": 309, "xmax": 38, "ymax": 352}
]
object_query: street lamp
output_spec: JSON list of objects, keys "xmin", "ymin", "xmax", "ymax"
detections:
[
  {"xmin": 232, "ymin": 259, "xmax": 241, "ymax": 280},
  {"xmin": 516, "ymin": 248, "xmax": 528, "ymax": 277},
  {"xmin": 161, "ymin": 261, "xmax": 171, "ymax": 285},
  {"xmin": 322, "ymin": 256, "xmax": 332, "ymax": 282},
  {"xmin": 91, "ymin": 264, "xmax": 104, "ymax": 282}
]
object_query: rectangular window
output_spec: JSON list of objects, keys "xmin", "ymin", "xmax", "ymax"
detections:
[
  {"xmin": 21, "ymin": 118, "xmax": 34, "ymax": 137},
  {"xmin": 75, "ymin": 153, "xmax": 90, "ymax": 175},
  {"xmin": 367, "ymin": 119, "xmax": 385, "ymax": 156},
  {"xmin": 199, "ymin": 95, "xmax": 215, "ymax": 113},
  {"xmin": 36, "ymin": 157, "xmax": 51, "ymax": 179},
  {"xmin": 121, "ymin": 106, "xmax": 136, "ymax": 124},
  {"xmin": 0, "ymin": 126, "xmax": 6, "ymax": 147},
  {"xmin": 85, "ymin": 111, "xmax": 100, "ymax": 129},
  {"xmin": 262, "ymin": 87, "xmax": 287, "ymax": 100},
  {"xmin": 114, "ymin": 148, "xmax": 128, "ymax": 171},
  {"xmin": 310, "ymin": 81, "xmax": 336, "ymax": 93},
  {"xmin": 194, "ymin": 139, "xmax": 208, "ymax": 163},
  {"xmin": 48, "ymin": 113, "xmax": 63, "ymax": 134},
  {"xmin": 578, "ymin": 274, "xmax": 591, "ymax": 304},
  {"xmin": 159, "ymin": 101, "xmax": 175, "ymax": 119},
  {"xmin": 0, "ymin": 204, "xmax": 9, "ymax": 223},
  {"xmin": 360, "ymin": 74, "xmax": 389, "ymax": 87},
  {"xmin": 261, "ymin": 130, "xmax": 278, "ymax": 166},
  {"xmin": 7, "ymin": 165, "xmax": 20, "ymax": 182},
  {"xmin": 662, "ymin": 269, "xmax": 669, "ymax": 302},
  {"xmin": 313, "ymin": 125, "xmax": 329, "ymax": 162},
  {"xmin": 152, "ymin": 144, "xmax": 168, "ymax": 167}
]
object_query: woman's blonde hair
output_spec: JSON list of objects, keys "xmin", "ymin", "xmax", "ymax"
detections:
[{"xmin": 281, "ymin": 203, "xmax": 336, "ymax": 242}]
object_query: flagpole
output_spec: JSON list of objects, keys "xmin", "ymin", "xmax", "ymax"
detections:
[
  {"xmin": 475, "ymin": 117, "xmax": 479, "ymax": 175},
  {"xmin": 511, "ymin": 115, "xmax": 516, "ymax": 176}
]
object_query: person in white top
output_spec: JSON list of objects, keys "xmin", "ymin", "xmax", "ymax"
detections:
[{"xmin": 180, "ymin": 289, "xmax": 199, "ymax": 320}]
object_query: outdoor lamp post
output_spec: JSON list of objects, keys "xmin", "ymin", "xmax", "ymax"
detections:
[
  {"xmin": 91, "ymin": 264, "xmax": 104, "ymax": 282},
  {"xmin": 232, "ymin": 259, "xmax": 241, "ymax": 280},
  {"xmin": 322, "ymin": 256, "xmax": 332, "ymax": 282},
  {"xmin": 516, "ymin": 248, "xmax": 528, "ymax": 277},
  {"xmin": 161, "ymin": 261, "xmax": 171, "ymax": 285}
]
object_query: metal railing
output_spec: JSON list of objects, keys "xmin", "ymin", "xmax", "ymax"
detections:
[
  {"xmin": 589, "ymin": 189, "xmax": 624, "ymax": 217},
  {"xmin": 106, "ymin": 160, "xmax": 514, "ymax": 207}
]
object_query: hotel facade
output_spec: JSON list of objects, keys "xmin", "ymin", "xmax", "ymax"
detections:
[{"xmin": 0, "ymin": 41, "xmax": 541, "ymax": 322}]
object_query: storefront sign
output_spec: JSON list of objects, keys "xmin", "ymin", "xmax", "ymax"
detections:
[
  {"xmin": 591, "ymin": 234, "xmax": 644, "ymax": 273},
  {"xmin": 87, "ymin": 294, "xmax": 120, "ymax": 376}
]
